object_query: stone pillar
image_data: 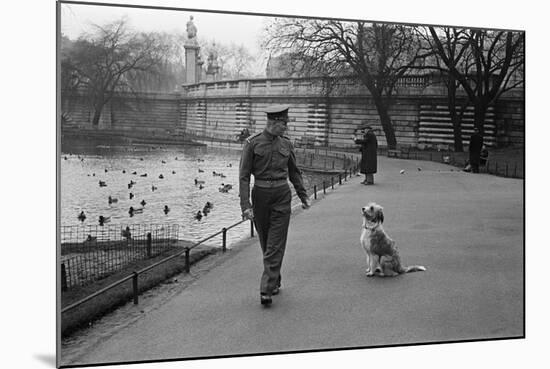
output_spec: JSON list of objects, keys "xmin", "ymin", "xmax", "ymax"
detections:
[
  {"xmin": 185, "ymin": 44, "xmax": 200, "ymax": 85},
  {"xmin": 184, "ymin": 15, "xmax": 200, "ymax": 85}
]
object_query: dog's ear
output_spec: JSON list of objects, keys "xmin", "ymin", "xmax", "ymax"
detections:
[{"xmin": 377, "ymin": 208, "xmax": 384, "ymax": 223}]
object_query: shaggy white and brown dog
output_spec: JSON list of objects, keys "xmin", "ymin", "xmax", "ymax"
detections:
[{"xmin": 360, "ymin": 202, "xmax": 426, "ymax": 277}]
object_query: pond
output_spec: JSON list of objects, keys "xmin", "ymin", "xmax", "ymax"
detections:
[{"xmin": 61, "ymin": 138, "xmax": 335, "ymax": 246}]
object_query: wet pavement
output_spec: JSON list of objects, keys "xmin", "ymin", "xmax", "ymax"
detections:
[{"xmin": 60, "ymin": 155, "xmax": 524, "ymax": 367}]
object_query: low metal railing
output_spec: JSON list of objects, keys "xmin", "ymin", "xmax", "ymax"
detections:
[
  {"xmin": 61, "ymin": 163, "xmax": 358, "ymax": 315},
  {"xmin": 394, "ymin": 150, "xmax": 524, "ymax": 179},
  {"xmin": 61, "ymin": 224, "xmax": 179, "ymax": 290}
]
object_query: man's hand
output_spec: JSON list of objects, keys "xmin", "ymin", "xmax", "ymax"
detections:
[
  {"xmin": 301, "ymin": 198, "xmax": 311, "ymax": 209},
  {"xmin": 242, "ymin": 208, "xmax": 254, "ymax": 220}
]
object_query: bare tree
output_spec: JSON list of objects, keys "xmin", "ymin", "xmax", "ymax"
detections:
[
  {"xmin": 427, "ymin": 27, "xmax": 524, "ymax": 135},
  {"xmin": 62, "ymin": 19, "xmax": 170, "ymax": 126},
  {"xmin": 229, "ymin": 43, "xmax": 255, "ymax": 79},
  {"xmin": 125, "ymin": 32, "xmax": 187, "ymax": 92},
  {"xmin": 263, "ymin": 18, "xmax": 428, "ymax": 148},
  {"xmin": 414, "ymin": 27, "xmax": 473, "ymax": 151}
]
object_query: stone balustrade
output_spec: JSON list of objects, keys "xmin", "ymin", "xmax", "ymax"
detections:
[{"xmin": 61, "ymin": 74, "xmax": 524, "ymax": 149}]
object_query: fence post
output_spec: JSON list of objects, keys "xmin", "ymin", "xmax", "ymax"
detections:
[
  {"xmin": 314, "ymin": 185, "xmax": 317, "ymax": 200},
  {"xmin": 323, "ymin": 181, "xmax": 326, "ymax": 194},
  {"xmin": 132, "ymin": 272, "xmax": 139, "ymax": 305},
  {"xmin": 222, "ymin": 227, "xmax": 227, "ymax": 252},
  {"xmin": 339, "ymin": 174, "xmax": 342, "ymax": 185},
  {"xmin": 184, "ymin": 248, "xmax": 190, "ymax": 273},
  {"xmin": 331, "ymin": 177, "xmax": 334, "ymax": 189},
  {"xmin": 61, "ymin": 263, "xmax": 68, "ymax": 292},
  {"xmin": 146, "ymin": 232, "xmax": 152, "ymax": 258}
]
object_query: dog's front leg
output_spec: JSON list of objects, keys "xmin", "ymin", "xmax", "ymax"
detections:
[
  {"xmin": 366, "ymin": 254, "xmax": 379, "ymax": 277},
  {"xmin": 365, "ymin": 252, "xmax": 371, "ymax": 275}
]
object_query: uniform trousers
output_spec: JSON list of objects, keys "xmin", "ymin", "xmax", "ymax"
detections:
[{"xmin": 251, "ymin": 184, "xmax": 291, "ymax": 296}]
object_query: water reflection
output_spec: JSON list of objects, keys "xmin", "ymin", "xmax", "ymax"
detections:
[{"xmin": 61, "ymin": 138, "xmax": 326, "ymax": 244}]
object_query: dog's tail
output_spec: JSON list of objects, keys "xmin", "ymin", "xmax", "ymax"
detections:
[{"xmin": 403, "ymin": 265, "xmax": 426, "ymax": 273}]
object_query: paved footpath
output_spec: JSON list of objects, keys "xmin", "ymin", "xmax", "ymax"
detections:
[{"xmin": 62, "ymin": 156, "xmax": 524, "ymax": 366}]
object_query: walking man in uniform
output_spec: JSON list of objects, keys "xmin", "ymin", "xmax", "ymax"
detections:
[{"xmin": 239, "ymin": 104, "xmax": 311, "ymax": 306}]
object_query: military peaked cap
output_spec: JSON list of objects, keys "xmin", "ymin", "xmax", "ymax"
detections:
[{"xmin": 265, "ymin": 104, "xmax": 289, "ymax": 119}]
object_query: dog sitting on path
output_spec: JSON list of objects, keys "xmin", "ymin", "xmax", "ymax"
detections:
[{"xmin": 360, "ymin": 202, "xmax": 426, "ymax": 277}]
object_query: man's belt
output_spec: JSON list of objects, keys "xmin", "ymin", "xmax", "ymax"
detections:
[{"xmin": 254, "ymin": 178, "xmax": 288, "ymax": 188}]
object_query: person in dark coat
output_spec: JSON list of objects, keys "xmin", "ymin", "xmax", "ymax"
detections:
[
  {"xmin": 353, "ymin": 126, "xmax": 378, "ymax": 184},
  {"xmin": 468, "ymin": 127, "xmax": 484, "ymax": 173}
]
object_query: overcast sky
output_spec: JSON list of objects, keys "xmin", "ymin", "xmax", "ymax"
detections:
[{"xmin": 60, "ymin": 2, "xmax": 273, "ymax": 74}]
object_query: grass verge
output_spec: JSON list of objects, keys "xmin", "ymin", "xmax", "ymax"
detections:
[{"xmin": 61, "ymin": 245, "xmax": 218, "ymax": 337}]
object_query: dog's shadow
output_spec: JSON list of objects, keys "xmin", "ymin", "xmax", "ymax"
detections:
[{"xmin": 365, "ymin": 274, "xmax": 405, "ymax": 283}]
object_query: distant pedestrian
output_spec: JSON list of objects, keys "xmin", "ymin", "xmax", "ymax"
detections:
[
  {"xmin": 239, "ymin": 104, "xmax": 311, "ymax": 307},
  {"xmin": 468, "ymin": 127, "xmax": 484, "ymax": 173},
  {"xmin": 237, "ymin": 127, "xmax": 251, "ymax": 143},
  {"xmin": 353, "ymin": 125, "xmax": 378, "ymax": 185},
  {"xmin": 480, "ymin": 145, "xmax": 489, "ymax": 167}
]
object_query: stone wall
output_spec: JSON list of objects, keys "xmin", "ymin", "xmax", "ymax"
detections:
[
  {"xmin": 61, "ymin": 76, "xmax": 524, "ymax": 149},
  {"xmin": 62, "ymin": 91, "xmax": 181, "ymax": 135},
  {"xmin": 494, "ymin": 99, "xmax": 525, "ymax": 147}
]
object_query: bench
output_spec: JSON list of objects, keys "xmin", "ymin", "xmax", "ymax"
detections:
[
  {"xmin": 387, "ymin": 146, "xmax": 411, "ymax": 159},
  {"xmin": 387, "ymin": 149, "xmax": 400, "ymax": 158},
  {"xmin": 399, "ymin": 146, "xmax": 411, "ymax": 159}
]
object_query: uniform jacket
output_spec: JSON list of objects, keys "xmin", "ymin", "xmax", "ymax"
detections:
[
  {"xmin": 239, "ymin": 129, "xmax": 308, "ymax": 212},
  {"xmin": 355, "ymin": 131, "xmax": 378, "ymax": 174}
]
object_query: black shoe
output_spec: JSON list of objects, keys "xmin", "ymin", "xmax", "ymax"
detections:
[{"xmin": 260, "ymin": 295, "xmax": 272, "ymax": 306}]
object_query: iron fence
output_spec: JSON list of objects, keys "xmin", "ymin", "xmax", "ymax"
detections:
[
  {"xmin": 399, "ymin": 150, "xmax": 524, "ymax": 179},
  {"xmin": 60, "ymin": 224, "xmax": 179, "ymax": 290}
]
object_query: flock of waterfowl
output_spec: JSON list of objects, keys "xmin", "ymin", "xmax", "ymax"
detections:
[{"xmin": 71, "ymin": 154, "xmax": 235, "ymax": 226}]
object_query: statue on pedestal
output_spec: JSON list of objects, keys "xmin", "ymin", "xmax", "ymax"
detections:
[{"xmin": 186, "ymin": 16, "xmax": 198, "ymax": 45}]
